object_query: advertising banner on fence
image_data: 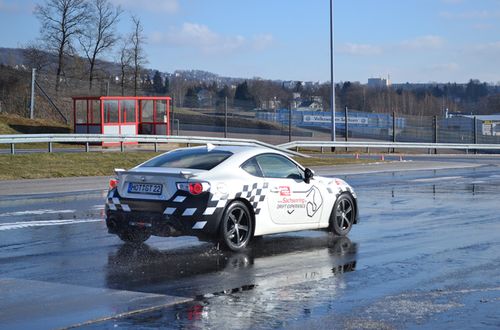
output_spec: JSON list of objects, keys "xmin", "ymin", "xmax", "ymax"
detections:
[{"xmin": 303, "ymin": 115, "xmax": 369, "ymax": 125}]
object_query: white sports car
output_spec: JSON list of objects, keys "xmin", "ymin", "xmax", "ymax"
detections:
[{"xmin": 105, "ymin": 145, "xmax": 358, "ymax": 251}]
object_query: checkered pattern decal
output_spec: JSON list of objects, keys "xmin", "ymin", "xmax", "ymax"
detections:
[
  {"xmin": 203, "ymin": 182, "xmax": 269, "ymax": 216},
  {"xmin": 325, "ymin": 181, "xmax": 357, "ymax": 200},
  {"xmin": 107, "ymin": 182, "xmax": 270, "ymax": 218},
  {"xmin": 106, "ymin": 197, "xmax": 131, "ymax": 212}
]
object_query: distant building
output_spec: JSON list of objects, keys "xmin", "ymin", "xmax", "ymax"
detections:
[
  {"xmin": 367, "ymin": 77, "xmax": 391, "ymax": 88},
  {"xmin": 297, "ymin": 100, "xmax": 323, "ymax": 111},
  {"xmin": 259, "ymin": 98, "xmax": 281, "ymax": 110},
  {"xmin": 282, "ymin": 80, "xmax": 298, "ymax": 90}
]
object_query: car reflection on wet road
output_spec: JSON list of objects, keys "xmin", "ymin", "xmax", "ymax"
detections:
[
  {"xmin": 105, "ymin": 235, "xmax": 357, "ymax": 299},
  {"xmin": 0, "ymin": 161, "xmax": 499, "ymax": 329}
]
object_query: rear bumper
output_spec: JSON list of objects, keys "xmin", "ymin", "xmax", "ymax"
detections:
[{"xmin": 105, "ymin": 188, "xmax": 224, "ymax": 239}]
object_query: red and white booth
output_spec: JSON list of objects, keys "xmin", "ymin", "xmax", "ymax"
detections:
[{"xmin": 73, "ymin": 96, "xmax": 171, "ymax": 143}]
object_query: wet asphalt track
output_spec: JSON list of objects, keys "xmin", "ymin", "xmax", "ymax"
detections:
[{"xmin": 0, "ymin": 158, "xmax": 499, "ymax": 329}]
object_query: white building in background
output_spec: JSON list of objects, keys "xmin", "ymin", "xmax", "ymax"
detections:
[{"xmin": 367, "ymin": 76, "xmax": 391, "ymax": 88}]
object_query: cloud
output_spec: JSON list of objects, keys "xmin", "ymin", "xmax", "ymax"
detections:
[
  {"xmin": 0, "ymin": 0, "xmax": 26, "ymax": 13},
  {"xmin": 154, "ymin": 23, "xmax": 273, "ymax": 54},
  {"xmin": 441, "ymin": 0, "xmax": 464, "ymax": 4},
  {"xmin": 252, "ymin": 34, "xmax": 274, "ymax": 51},
  {"xmin": 400, "ymin": 35, "xmax": 444, "ymax": 50},
  {"xmin": 472, "ymin": 23, "xmax": 495, "ymax": 30},
  {"xmin": 474, "ymin": 41, "xmax": 500, "ymax": 52},
  {"xmin": 429, "ymin": 62, "xmax": 459, "ymax": 72},
  {"xmin": 111, "ymin": 0, "xmax": 179, "ymax": 13},
  {"xmin": 337, "ymin": 43, "xmax": 383, "ymax": 56},
  {"xmin": 440, "ymin": 10, "xmax": 500, "ymax": 20}
]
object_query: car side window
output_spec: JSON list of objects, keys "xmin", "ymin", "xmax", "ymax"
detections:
[
  {"xmin": 241, "ymin": 157, "xmax": 264, "ymax": 177},
  {"xmin": 256, "ymin": 154, "xmax": 303, "ymax": 180}
]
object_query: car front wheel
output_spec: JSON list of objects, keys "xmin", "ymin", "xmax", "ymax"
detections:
[
  {"xmin": 331, "ymin": 193, "xmax": 355, "ymax": 236},
  {"xmin": 219, "ymin": 201, "xmax": 253, "ymax": 251}
]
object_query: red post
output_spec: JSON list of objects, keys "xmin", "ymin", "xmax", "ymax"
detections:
[{"xmin": 167, "ymin": 98, "xmax": 171, "ymax": 136}]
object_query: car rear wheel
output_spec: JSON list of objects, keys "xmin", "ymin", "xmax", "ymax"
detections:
[
  {"xmin": 220, "ymin": 201, "xmax": 253, "ymax": 251},
  {"xmin": 118, "ymin": 228, "xmax": 151, "ymax": 244},
  {"xmin": 331, "ymin": 193, "xmax": 355, "ymax": 236}
]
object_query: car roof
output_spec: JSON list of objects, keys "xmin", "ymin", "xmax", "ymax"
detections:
[
  {"xmin": 218, "ymin": 145, "xmax": 304, "ymax": 168},
  {"xmin": 173, "ymin": 145, "xmax": 291, "ymax": 168},
  {"xmin": 190, "ymin": 144, "xmax": 286, "ymax": 157},
  {"xmin": 132, "ymin": 144, "xmax": 301, "ymax": 173}
]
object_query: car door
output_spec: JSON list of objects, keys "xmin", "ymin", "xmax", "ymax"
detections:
[{"xmin": 255, "ymin": 154, "xmax": 323, "ymax": 225}]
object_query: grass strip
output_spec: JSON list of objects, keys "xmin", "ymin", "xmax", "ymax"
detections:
[
  {"xmin": 0, "ymin": 152, "xmax": 376, "ymax": 180},
  {"xmin": 0, "ymin": 152, "xmax": 159, "ymax": 180},
  {"xmin": 297, "ymin": 157, "xmax": 377, "ymax": 167}
]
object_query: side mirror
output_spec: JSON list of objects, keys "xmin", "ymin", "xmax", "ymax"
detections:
[{"xmin": 304, "ymin": 168, "xmax": 314, "ymax": 184}]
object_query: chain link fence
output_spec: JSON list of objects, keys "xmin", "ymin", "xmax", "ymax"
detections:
[{"xmin": 249, "ymin": 107, "xmax": 500, "ymax": 146}]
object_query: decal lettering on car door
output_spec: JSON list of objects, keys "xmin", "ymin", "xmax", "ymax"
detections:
[{"xmin": 269, "ymin": 183, "xmax": 324, "ymax": 224}]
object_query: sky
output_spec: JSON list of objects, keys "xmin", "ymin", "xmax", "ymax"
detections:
[{"xmin": 1, "ymin": 0, "xmax": 500, "ymax": 84}]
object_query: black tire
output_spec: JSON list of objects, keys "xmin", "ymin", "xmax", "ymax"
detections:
[
  {"xmin": 118, "ymin": 228, "xmax": 151, "ymax": 244},
  {"xmin": 219, "ymin": 201, "xmax": 253, "ymax": 251},
  {"xmin": 330, "ymin": 193, "xmax": 355, "ymax": 236}
]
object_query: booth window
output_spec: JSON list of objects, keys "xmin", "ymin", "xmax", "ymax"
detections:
[
  {"xmin": 141, "ymin": 100, "xmax": 154, "ymax": 122},
  {"xmin": 156, "ymin": 100, "xmax": 167, "ymax": 122},
  {"xmin": 121, "ymin": 100, "xmax": 136, "ymax": 123},
  {"xmin": 91, "ymin": 100, "xmax": 101, "ymax": 124},
  {"xmin": 75, "ymin": 100, "xmax": 87, "ymax": 124},
  {"xmin": 104, "ymin": 100, "xmax": 119, "ymax": 123}
]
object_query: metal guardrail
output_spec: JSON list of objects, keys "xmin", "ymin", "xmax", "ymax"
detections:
[
  {"xmin": 2, "ymin": 134, "xmax": 500, "ymax": 156},
  {"xmin": 278, "ymin": 140, "xmax": 500, "ymax": 151},
  {"xmin": 0, "ymin": 134, "xmax": 308, "ymax": 157}
]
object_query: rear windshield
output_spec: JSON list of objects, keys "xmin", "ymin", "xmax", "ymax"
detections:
[{"xmin": 140, "ymin": 148, "xmax": 233, "ymax": 170}]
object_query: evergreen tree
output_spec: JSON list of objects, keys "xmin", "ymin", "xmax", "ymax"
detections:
[
  {"xmin": 164, "ymin": 76, "xmax": 170, "ymax": 94},
  {"xmin": 152, "ymin": 70, "xmax": 164, "ymax": 94},
  {"xmin": 234, "ymin": 81, "xmax": 254, "ymax": 109},
  {"xmin": 218, "ymin": 85, "xmax": 233, "ymax": 99},
  {"xmin": 184, "ymin": 87, "xmax": 199, "ymax": 108}
]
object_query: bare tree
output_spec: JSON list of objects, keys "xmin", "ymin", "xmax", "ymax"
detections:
[
  {"xmin": 130, "ymin": 16, "xmax": 147, "ymax": 96},
  {"xmin": 34, "ymin": 0, "xmax": 89, "ymax": 92},
  {"xmin": 79, "ymin": 0, "xmax": 122, "ymax": 91},
  {"xmin": 118, "ymin": 39, "xmax": 132, "ymax": 96},
  {"xmin": 23, "ymin": 42, "xmax": 51, "ymax": 73}
]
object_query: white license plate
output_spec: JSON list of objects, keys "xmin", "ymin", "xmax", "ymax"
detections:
[{"xmin": 128, "ymin": 182, "xmax": 162, "ymax": 195}]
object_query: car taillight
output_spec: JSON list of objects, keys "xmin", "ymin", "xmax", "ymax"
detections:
[
  {"xmin": 189, "ymin": 182, "xmax": 203, "ymax": 195},
  {"xmin": 109, "ymin": 178, "xmax": 119, "ymax": 190},
  {"xmin": 177, "ymin": 182, "xmax": 210, "ymax": 195}
]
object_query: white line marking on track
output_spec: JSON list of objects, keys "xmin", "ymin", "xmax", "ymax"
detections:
[
  {"xmin": 0, "ymin": 209, "xmax": 76, "ymax": 217},
  {"xmin": 412, "ymin": 176, "xmax": 462, "ymax": 183},
  {"xmin": 0, "ymin": 219, "xmax": 102, "ymax": 231}
]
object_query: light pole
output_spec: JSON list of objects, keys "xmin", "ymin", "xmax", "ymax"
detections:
[
  {"xmin": 30, "ymin": 68, "xmax": 36, "ymax": 119},
  {"xmin": 330, "ymin": 0, "xmax": 336, "ymax": 143}
]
